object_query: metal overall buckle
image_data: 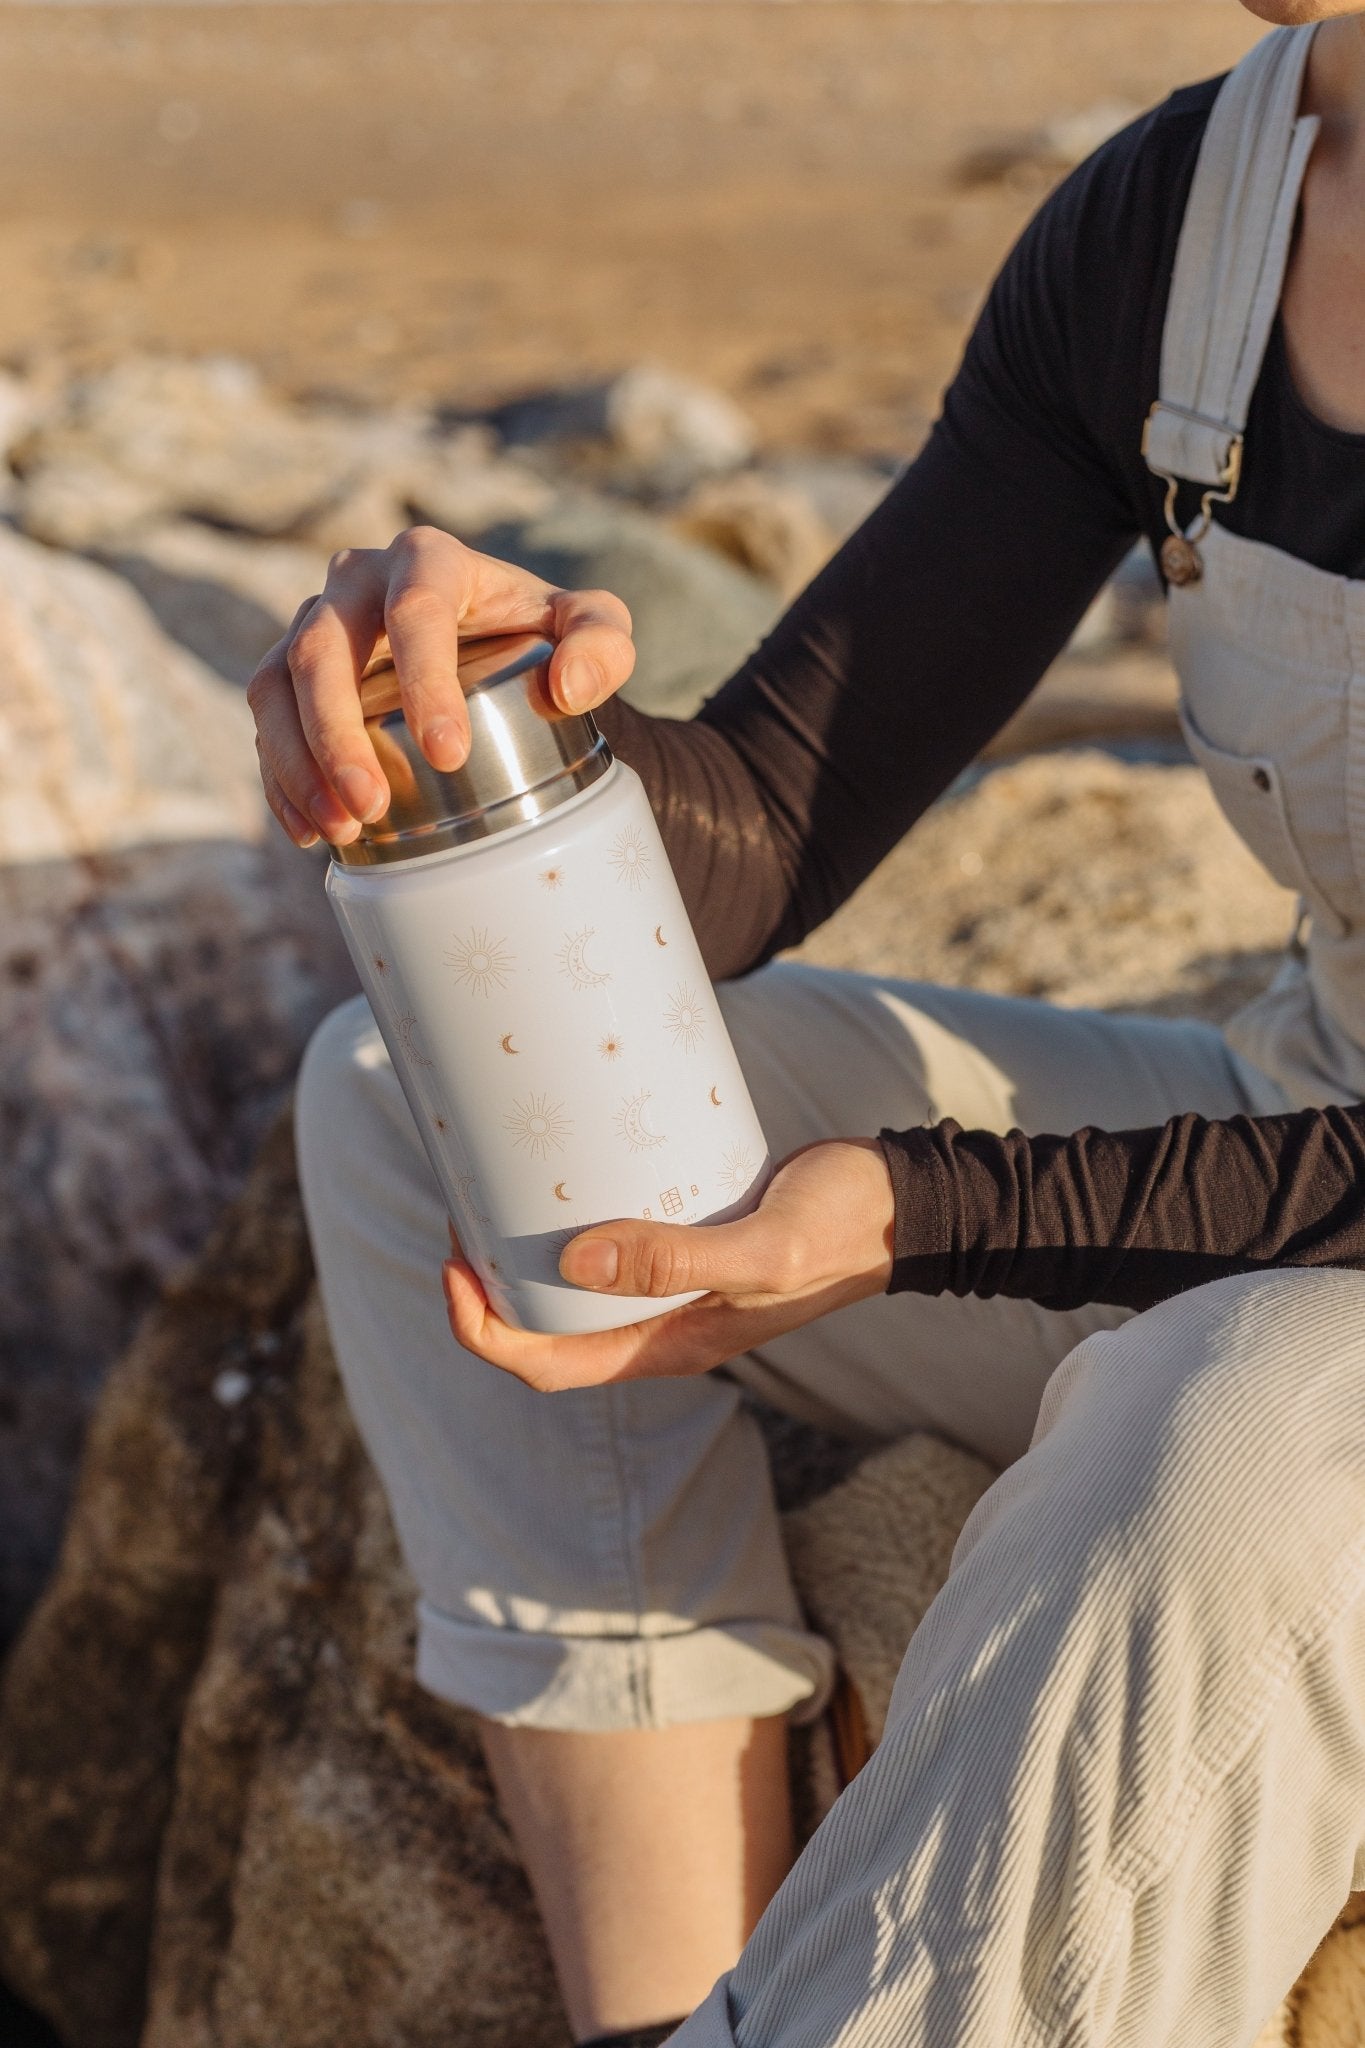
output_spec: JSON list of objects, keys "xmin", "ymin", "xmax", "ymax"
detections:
[{"xmin": 1141, "ymin": 402, "xmax": 1244, "ymax": 587}]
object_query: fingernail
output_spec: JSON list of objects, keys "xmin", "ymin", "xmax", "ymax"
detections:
[
  {"xmin": 560, "ymin": 658, "xmax": 600, "ymax": 713},
  {"xmin": 421, "ymin": 719, "xmax": 465, "ymax": 770},
  {"xmin": 562, "ymin": 1237, "xmax": 618, "ymax": 1289},
  {"xmin": 337, "ymin": 767, "xmax": 386, "ymax": 823},
  {"xmin": 281, "ymin": 800, "xmax": 319, "ymax": 848}
]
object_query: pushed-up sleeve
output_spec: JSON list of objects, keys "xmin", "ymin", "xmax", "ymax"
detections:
[{"xmin": 877, "ymin": 1105, "xmax": 1365, "ymax": 1313}]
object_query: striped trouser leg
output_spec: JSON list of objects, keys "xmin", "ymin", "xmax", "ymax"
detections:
[{"xmin": 672, "ymin": 1269, "xmax": 1365, "ymax": 2048}]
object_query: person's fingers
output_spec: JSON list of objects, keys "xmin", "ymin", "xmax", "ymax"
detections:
[
  {"xmin": 545, "ymin": 587, "xmax": 636, "ymax": 713},
  {"xmin": 442, "ymin": 1253, "xmax": 676, "ymax": 1391},
  {"xmin": 288, "ymin": 551, "xmax": 392, "ymax": 821},
  {"xmin": 257, "ymin": 742, "xmax": 319, "ymax": 847},
  {"xmin": 382, "ymin": 527, "xmax": 483, "ymax": 771},
  {"xmin": 558, "ymin": 1209, "xmax": 801, "ymax": 1302},
  {"xmin": 247, "ymin": 637, "xmax": 361, "ymax": 842},
  {"xmin": 382, "ymin": 533, "xmax": 636, "ymax": 754}
]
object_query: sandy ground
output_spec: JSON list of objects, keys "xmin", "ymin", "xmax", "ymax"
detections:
[{"xmin": 0, "ymin": 1, "xmax": 1260, "ymax": 451}]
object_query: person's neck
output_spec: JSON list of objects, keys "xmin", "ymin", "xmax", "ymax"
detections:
[{"xmin": 1305, "ymin": 16, "xmax": 1365, "ymax": 167}]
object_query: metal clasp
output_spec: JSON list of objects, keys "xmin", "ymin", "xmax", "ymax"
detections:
[{"xmin": 1141, "ymin": 400, "xmax": 1244, "ymax": 547}]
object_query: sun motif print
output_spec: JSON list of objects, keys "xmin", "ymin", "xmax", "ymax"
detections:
[
  {"xmin": 539, "ymin": 866, "xmax": 566, "ymax": 890},
  {"xmin": 718, "ymin": 1142, "xmax": 757, "ymax": 1199},
  {"xmin": 615, "ymin": 1088, "xmax": 667, "ymax": 1153},
  {"xmin": 607, "ymin": 824, "xmax": 651, "ymax": 891},
  {"xmin": 558, "ymin": 927, "xmax": 613, "ymax": 991},
  {"xmin": 503, "ymin": 1093, "xmax": 573, "ymax": 1160},
  {"xmin": 599, "ymin": 1032, "xmax": 625, "ymax": 1062},
  {"xmin": 550, "ymin": 1217, "xmax": 591, "ymax": 1260},
  {"xmin": 445, "ymin": 928, "xmax": 516, "ymax": 998},
  {"xmin": 394, "ymin": 1013, "xmax": 435, "ymax": 1068},
  {"xmin": 663, "ymin": 983, "xmax": 706, "ymax": 1053}
]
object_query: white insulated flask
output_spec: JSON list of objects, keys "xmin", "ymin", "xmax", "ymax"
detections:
[{"xmin": 326, "ymin": 632, "xmax": 772, "ymax": 1334}]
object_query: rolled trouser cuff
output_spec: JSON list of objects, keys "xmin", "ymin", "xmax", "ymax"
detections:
[{"xmin": 416, "ymin": 1600, "xmax": 836, "ymax": 1731}]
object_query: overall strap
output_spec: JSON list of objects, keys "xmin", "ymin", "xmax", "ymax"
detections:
[{"xmin": 1143, "ymin": 24, "xmax": 1320, "ymax": 512}]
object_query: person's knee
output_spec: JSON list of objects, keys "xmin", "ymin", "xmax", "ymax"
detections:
[
  {"xmin": 295, "ymin": 995, "xmax": 393, "ymax": 1176},
  {"xmin": 1033, "ymin": 1269, "xmax": 1365, "ymax": 1603}
]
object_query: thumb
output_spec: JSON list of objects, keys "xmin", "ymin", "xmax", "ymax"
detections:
[{"xmin": 559, "ymin": 1210, "xmax": 794, "ymax": 1301}]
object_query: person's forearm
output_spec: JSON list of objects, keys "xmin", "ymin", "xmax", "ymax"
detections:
[{"xmin": 877, "ymin": 1103, "xmax": 1365, "ymax": 1313}]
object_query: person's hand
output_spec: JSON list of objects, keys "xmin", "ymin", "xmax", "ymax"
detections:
[
  {"xmin": 246, "ymin": 525, "xmax": 635, "ymax": 848},
  {"xmin": 443, "ymin": 1138, "xmax": 896, "ymax": 1391}
]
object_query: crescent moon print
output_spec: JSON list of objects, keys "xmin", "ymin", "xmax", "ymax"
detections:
[
  {"xmin": 553, "ymin": 1180, "xmax": 571, "ymax": 1201},
  {"xmin": 709, "ymin": 1085, "xmax": 722, "ymax": 1106},
  {"xmin": 663, "ymin": 983, "xmax": 706, "ymax": 1053},
  {"xmin": 615, "ymin": 1088, "xmax": 667, "ymax": 1153},
  {"xmin": 500, "ymin": 1033, "xmax": 519, "ymax": 1055},
  {"xmin": 394, "ymin": 1013, "xmax": 434, "ymax": 1068},
  {"xmin": 718, "ymin": 1142, "xmax": 758, "ymax": 1199},
  {"xmin": 445, "ymin": 928, "xmax": 516, "ymax": 998},
  {"xmin": 607, "ymin": 824, "xmax": 651, "ymax": 891},
  {"xmin": 503, "ymin": 1092, "xmax": 573, "ymax": 1160},
  {"xmin": 654, "ymin": 926, "xmax": 667, "ymax": 947},
  {"xmin": 452, "ymin": 1172, "xmax": 492, "ymax": 1225},
  {"xmin": 558, "ymin": 927, "xmax": 612, "ymax": 992}
]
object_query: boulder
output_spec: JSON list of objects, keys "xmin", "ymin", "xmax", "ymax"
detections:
[
  {"xmin": 0, "ymin": 525, "xmax": 351, "ymax": 1637},
  {"xmin": 753, "ymin": 453, "xmax": 894, "ymax": 547},
  {"xmin": 401, "ymin": 423, "xmax": 554, "ymax": 542},
  {"xmin": 14, "ymin": 356, "xmax": 359, "ymax": 546},
  {"xmin": 10, "ymin": 358, "xmax": 548, "ymax": 559},
  {"xmin": 673, "ymin": 471, "xmax": 836, "ymax": 598},
  {"xmin": 0, "ymin": 1119, "xmax": 1357, "ymax": 2048},
  {"xmin": 984, "ymin": 647, "xmax": 1180, "ymax": 761},
  {"xmin": 93, "ymin": 521, "xmax": 330, "ymax": 685},
  {"xmin": 479, "ymin": 497, "xmax": 782, "ymax": 719},
  {"xmin": 489, "ymin": 366, "xmax": 754, "ymax": 498},
  {"xmin": 0, "ymin": 748, "xmax": 1356, "ymax": 2048},
  {"xmin": 791, "ymin": 747, "xmax": 1296, "ymax": 1023}
]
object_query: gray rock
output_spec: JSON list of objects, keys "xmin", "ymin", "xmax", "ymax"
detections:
[
  {"xmin": 94, "ymin": 521, "xmax": 331, "ymax": 685},
  {"xmin": 0, "ymin": 526, "xmax": 351, "ymax": 1637},
  {"xmin": 756, "ymin": 453, "xmax": 894, "ymax": 545},
  {"xmin": 401, "ymin": 424, "xmax": 554, "ymax": 541},
  {"xmin": 604, "ymin": 365, "xmax": 754, "ymax": 488},
  {"xmin": 489, "ymin": 366, "xmax": 754, "ymax": 497},
  {"xmin": 479, "ymin": 496, "xmax": 782, "ymax": 718},
  {"xmin": 673, "ymin": 471, "xmax": 836, "ymax": 597},
  {"xmin": 0, "ymin": 749, "xmax": 1352, "ymax": 2048},
  {"xmin": 16, "ymin": 356, "xmax": 359, "ymax": 545},
  {"xmin": 0, "ymin": 1110, "xmax": 1354, "ymax": 2048},
  {"xmin": 791, "ymin": 748, "xmax": 1295, "ymax": 1021}
]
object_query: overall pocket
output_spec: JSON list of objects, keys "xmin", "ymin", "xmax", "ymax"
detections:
[{"xmin": 1179, "ymin": 704, "xmax": 1350, "ymax": 940}]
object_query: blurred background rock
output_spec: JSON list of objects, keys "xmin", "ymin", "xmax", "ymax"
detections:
[{"xmin": 9, "ymin": 6, "xmax": 1339, "ymax": 2045}]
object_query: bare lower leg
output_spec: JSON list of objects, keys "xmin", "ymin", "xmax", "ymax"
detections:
[{"xmin": 479, "ymin": 1713, "xmax": 794, "ymax": 2043}]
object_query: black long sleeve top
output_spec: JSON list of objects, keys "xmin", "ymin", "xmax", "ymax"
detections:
[{"xmin": 592, "ymin": 75, "xmax": 1365, "ymax": 1313}]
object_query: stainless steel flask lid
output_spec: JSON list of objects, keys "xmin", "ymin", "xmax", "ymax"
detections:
[{"xmin": 333, "ymin": 631, "xmax": 613, "ymax": 867}]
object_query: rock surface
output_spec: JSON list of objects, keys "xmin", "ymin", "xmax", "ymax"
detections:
[
  {"xmin": 480, "ymin": 496, "xmax": 783, "ymax": 718},
  {"xmin": 792, "ymin": 747, "xmax": 1297, "ymax": 1023},
  {"xmin": 93, "ymin": 521, "xmax": 330, "ymax": 685},
  {"xmin": 490, "ymin": 365, "xmax": 755, "ymax": 498},
  {"xmin": 0, "ymin": 525, "xmax": 351, "ymax": 1637},
  {"xmin": 673, "ymin": 470, "xmax": 836, "ymax": 598},
  {"xmin": 15, "ymin": 356, "xmax": 359, "ymax": 545},
  {"xmin": 0, "ymin": 1120, "xmax": 1356, "ymax": 2048},
  {"xmin": 0, "ymin": 750, "xmax": 1358, "ymax": 2048}
]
